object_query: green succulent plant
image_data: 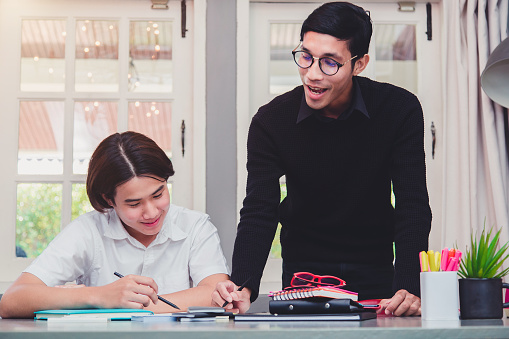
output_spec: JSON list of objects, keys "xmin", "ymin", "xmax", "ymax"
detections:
[{"xmin": 458, "ymin": 226, "xmax": 509, "ymax": 279}]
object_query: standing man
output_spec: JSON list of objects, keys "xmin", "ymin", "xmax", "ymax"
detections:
[{"xmin": 213, "ymin": 2, "xmax": 431, "ymax": 316}]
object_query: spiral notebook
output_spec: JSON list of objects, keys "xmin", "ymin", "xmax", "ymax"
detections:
[{"xmin": 269, "ymin": 286, "xmax": 358, "ymax": 301}]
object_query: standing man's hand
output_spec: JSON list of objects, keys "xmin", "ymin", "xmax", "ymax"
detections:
[
  {"xmin": 377, "ymin": 289, "xmax": 421, "ymax": 316},
  {"xmin": 212, "ymin": 280, "xmax": 251, "ymax": 314}
]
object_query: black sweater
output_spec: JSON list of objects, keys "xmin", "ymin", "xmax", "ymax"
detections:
[{"xmin": 232, "ymin": 76, "xmax": 432, "ymax": 301}]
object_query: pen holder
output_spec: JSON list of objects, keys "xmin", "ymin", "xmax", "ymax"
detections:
[{"xmin": 420, "ymin": 271, "xmax": 459, "ymax": 320}]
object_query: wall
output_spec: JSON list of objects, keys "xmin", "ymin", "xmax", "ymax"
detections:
[{"xmin": 206, "ymin": 0, "xmax": 237, "ymax": 268}]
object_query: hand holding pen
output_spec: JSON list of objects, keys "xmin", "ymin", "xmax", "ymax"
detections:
[
  {"xmin": 221, "ymin": 278, "xmax": 251, "ymax": 307},
  {"xmin": 212, "ymin": 278, "xmax": 252, "ymax": 314},
  {"xmin": 114, "ymin": 272, "xmax": 180, "ymax": 310}
]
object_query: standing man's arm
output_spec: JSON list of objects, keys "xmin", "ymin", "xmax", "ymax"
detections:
[
  {"xmin": 213, "ymin": 114, "xmax": 284, "ymax": 312},
  {"xmin": 379, "ymin": 92, "xmax": 432, "ymax": 316}
]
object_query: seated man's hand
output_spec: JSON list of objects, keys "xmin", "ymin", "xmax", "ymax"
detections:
[
  {"xmin": 377, "ymin": 289, "xmax": 421, "ymax": 316},
  {"xmin": 212, "ymin": 280, "xmax": 251, "ymax": 314}
]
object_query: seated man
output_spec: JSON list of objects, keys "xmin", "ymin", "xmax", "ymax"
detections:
[{"xmin": 0, "ymin": 132, "xmax": 230, "ymax": 318}]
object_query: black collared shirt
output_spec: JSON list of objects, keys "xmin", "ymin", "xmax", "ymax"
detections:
[{"xmin": 296, "ymin": 77, "xmax": 370, "ymax": 124}]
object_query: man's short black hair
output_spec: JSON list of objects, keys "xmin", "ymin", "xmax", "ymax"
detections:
[{"xmin": 300, "ymin": 2, "xmax": 372, "ymax": 61}]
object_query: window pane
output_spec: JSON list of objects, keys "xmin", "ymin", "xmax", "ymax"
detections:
[
  {"xmin": 269, "ymin": 183, "xmax": 287, "ymax": 259},
  {"xmin": 75, "ymin": 20, "xmax": 119, "ymax": 92},
  {"xmin": 72, "ymin": 183, "xmax": 93, "ymax": 220},
  {"xmin": 373, "ymin": 24, "xmax": 417, "ymax": 94},
  {"xmin": 16, "ymin": 183, "xmax": 62, "ymax": 258},
  {"xmin": 129, "ymin": 21, "xmax": 172, "ymax": 93},
  {"xmin": 128, "ymin": 101, "xmax": 172, "ymax": 156},
  {"xmin": 270, "ymin": 23, "xmax": 301, "ymax": 95},
  {"xmin": 20, "ymin": 19, "xmax": 66, "ymax": 92},
  {"xmin": 167, "ymin": 183, "xmax": 173, "ymax": 201},
  {"xmin": 73, "ymin": 101, "xmax": 118, "ymax": 174},
  {"xmin": 18, "ymin": 101, "xmax": 64, "ymax": 174}
]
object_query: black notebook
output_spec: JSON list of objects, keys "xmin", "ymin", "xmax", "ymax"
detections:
[
  {"xmin": 269, "ymin": 298, "xmax": 375, "ymax": 315},
  {"xmin": 234, "ymin": 312, "xmax": 376, "ymax": 322}
]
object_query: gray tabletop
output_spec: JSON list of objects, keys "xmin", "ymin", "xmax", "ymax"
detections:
[{"xmin": 1, "ymin": 316, "xmax": 509, "ymax": 339}]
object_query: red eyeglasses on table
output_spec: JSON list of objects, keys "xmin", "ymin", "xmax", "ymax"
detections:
[{"xmin": 290, "ymin": 272, "xmax": 346, "ymax": 288}]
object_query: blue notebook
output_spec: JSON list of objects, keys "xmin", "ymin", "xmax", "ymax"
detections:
[{"xmin": 35, "ymin": 308, "xmax": 153, "ymax": 321}]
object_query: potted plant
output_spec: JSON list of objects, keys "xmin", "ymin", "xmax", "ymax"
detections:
[{"xmin": 458, "ymin": 226, "xmax": 509, "ymax": 319}]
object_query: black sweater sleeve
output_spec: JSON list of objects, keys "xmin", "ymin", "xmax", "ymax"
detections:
[
  {"xmin": 389, "ymin": 91, "xmax": 432, "ymax": 296},
  {"xmin": 230, "ymin": 114, "xmax": 285, "ymax": 302}
]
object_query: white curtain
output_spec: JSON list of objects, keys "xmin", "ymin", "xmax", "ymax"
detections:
[{"xmin": 442, "ymin": 0, "xmax": 509, "ymax": 263}]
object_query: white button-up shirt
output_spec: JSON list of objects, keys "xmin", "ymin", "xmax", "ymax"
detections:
[{"xmin": 25, "ymin": 205, "xmax": 230, "ymax": 294}]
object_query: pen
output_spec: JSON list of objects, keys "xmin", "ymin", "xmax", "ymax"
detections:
[
  {"xmin": 113, "ymin": 271, "xmax": 180, "ymax": 310},
  {"xmin": 222, "ymin": 277, "xmax": 251, "ymax": 308},
  {"xmin": 441, "ymin": 248, "xmax": 449, "ymax": 271},
  {"xmin": 427, "ymin": 250, "xmax": 436, "ymax": 271},
  {"xmin": 419, "ymin": 251, "xmax": 429, "ymax": 272},
  {"xmin": 445, "ymin": 257, "xmax": 457, "ymax": 271},
  {"xmin": 433, "ymin": 252, "xmax": 441, "ymax": 272}
]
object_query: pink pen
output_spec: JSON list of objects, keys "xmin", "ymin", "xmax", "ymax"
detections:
[
  {"xmin": 446, "ymin": 257, "xmax": 457, "ymax": 271},
  {"xmin": 453, "ymin": 250, "xmax": 462, "ymax": 271},
  {"xmin": 454, "ymin": 250, "xmax": 462, "ymax": 261},
  {"xmin": 441, "ymin": 248, "xmax": 449, "ymax": 271},
  {"xmin": 419, "ymin": 251, "xmax": 423, "ymax": 272}
]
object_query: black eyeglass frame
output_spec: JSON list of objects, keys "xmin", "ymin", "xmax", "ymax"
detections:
[{"xmin": 291, "ymin": 43, "xmax": 358, "ymax": 76}]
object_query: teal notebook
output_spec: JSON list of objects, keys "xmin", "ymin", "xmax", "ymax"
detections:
[{"xmin": 35, "ymin": 308, "xmax": 153, "ymax": 321}]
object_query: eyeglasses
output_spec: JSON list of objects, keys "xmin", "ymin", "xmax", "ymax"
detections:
[
  {"xmin": 290, "ymin": 272, "xmax": 346, "ymax": 288},
  {"xmin": 292, "ymin": 44, "xmax": 357, "ymax": 76}
]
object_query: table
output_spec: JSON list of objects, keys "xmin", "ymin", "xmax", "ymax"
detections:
[{"xmin": 1, "ymin": 316, "xmax": 509, "ymax": 339}]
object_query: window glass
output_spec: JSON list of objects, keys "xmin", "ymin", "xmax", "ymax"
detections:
[
  {"xmin": 16, "ymin": 183, "xmax": 62, "ymax": 258},
  {"xmin": 269, "ymin": 23, "xmax": 301, "ymax": 95},
  {"xmin": 129, "ymin": 21, "xmax": 172, "ymax": 92},
  {"xmin": 71, "ymin": 184, "xmax": 94, "ymax": 221},
  {"xmin": 269, "ymin": 183, "xmax": 287, "ymax": 259},
  {"xmin": 73, "ymin": 101, "xmax": 118, "ymax": 174},
  {"xmin": 128, "ymin": 101, "xmax": 172, "ymax": 156},
  {"xmin": 373, "ymin": 24, "xmax": 417, "ymax": 93},
  {"xmin": 20, "ymin": 19, "xmax": 66, "ymax": 92},
  {"xmin": 18, "ymin": 101, "xmax": 64, "ymax": 175},
  {"xmin": 75, "ymin": 20, "xmax": 119, "ymax": 92}
]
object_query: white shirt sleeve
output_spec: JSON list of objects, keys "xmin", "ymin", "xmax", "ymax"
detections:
[
  {"xmin": 188, "ymin": 215, "xmax": 230, "ymax": 286},
  {"xmin": 23, "ymin": 216, "xmax": 96, "ymax": 286}
]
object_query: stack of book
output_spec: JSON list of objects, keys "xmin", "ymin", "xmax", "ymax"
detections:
[{"xmin": 269, "ymin": 286, "xmax": 358, "ymax": 301}]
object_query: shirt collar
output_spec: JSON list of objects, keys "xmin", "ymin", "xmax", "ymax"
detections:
[
  {"xmin": 296, "ymin": 77, "xmax": 370, "ymax": 124},
  {"xmin": 103, "ymin": 206, "xmax": 188, "ymax": 247},
  {"xmin": 159, "ymin": 206, "xmax": 188, "ymax": 242}
]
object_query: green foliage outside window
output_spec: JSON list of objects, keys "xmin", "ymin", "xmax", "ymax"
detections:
[
  {"xmin": 72, "ymin": 184, "xmax": 94, "ymax": 221},
  {"xmin": 16, "ymin": 184, "xmax": 62, "ymax": 258},
  {"xmin": 16, "ymin": 183, "xmax": 93, "ymax": 258}
]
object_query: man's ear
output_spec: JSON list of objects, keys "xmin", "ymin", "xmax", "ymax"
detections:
[
  {"xmin": 102, "ymin": 194, "xmax": 113, "ymax": 207},
  {"xmin": 352, "ymin": 54, "xmax": 370, "ymax": 76}
]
